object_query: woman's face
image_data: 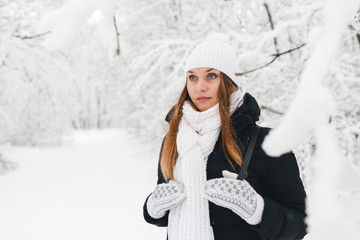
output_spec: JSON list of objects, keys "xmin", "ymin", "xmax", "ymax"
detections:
[{"xmin": 186, "ymin": 67, "xmax": 221, "ymax": 111}]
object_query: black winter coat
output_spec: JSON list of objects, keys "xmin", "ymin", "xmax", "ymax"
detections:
[{"xmin": 143, "ymin": 93, "xmax": 308, "ymax": 240}]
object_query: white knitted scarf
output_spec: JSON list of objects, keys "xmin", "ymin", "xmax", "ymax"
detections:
[{"xmin": 168, "ymin": 88, "xmax": 245, "ymax": 240}]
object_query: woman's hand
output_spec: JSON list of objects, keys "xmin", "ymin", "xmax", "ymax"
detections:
[
  {"xmin": 203, "ymin": 170, "xmax": 264, "ymax": 225},
  {"xmin": 147, "ymin": 180, "xmax": 186, "ymax": 219}
]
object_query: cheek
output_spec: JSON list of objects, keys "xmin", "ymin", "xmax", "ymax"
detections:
[
  {"xmin": 186, "ymin": 82, "xmax": 195, "ymax": 99},
  {"xmin": 186, "ymin": 81, "xmax": 191, "ymax": 91},
  {"xmin": 213, "ymin": 82, "xmax": 221, "ymax": 98}
]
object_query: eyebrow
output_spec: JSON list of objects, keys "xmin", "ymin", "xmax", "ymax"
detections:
[{"xmin": 187, "ymin": 68, "xmax": 215, "ymax": 74}]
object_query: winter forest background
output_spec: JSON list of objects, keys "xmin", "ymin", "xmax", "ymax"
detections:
[{"xmin": 1, "ymin": 0, "xmax": 360, "ymax": 239}]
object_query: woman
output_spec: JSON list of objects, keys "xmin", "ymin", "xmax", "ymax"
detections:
[{"xmin": 143, "ymin": 32, "xmax": 307, "ymax": 240}]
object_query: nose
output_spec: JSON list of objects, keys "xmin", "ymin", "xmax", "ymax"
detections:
[{"xmin": 195, "ymin": 78, "xmax": 207, "ymax": 92}]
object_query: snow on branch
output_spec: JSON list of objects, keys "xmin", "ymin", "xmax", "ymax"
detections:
[
  {"xmin": 236, "ymin": 43, "xmax": 306, "ymax": 76},
  {"xmin": 260, "ymin": 0, "xmax": 360, "ymax": 238},
  {"xmin": 13, "ymin": 31, "xmax": 51, "ymax": 40},
  {"xmin": 260, "ymin": 105, "xmax": 283, "ymax": 116}
]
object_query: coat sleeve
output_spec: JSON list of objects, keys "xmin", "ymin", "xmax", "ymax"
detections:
[
  {"xmin": 250, "ymin": 150, "xmax": 308, "ymax": 240},
  {"xmin": 143, "ymin": 136, "xmax": 169, "ymax": 227}
]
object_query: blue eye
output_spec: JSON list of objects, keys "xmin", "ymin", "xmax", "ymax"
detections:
[
  {"xmin": 189, "ymin": 75, "xmax": 197, "ymax": 81},
  {"xmin": 208, "ymin": 73, "xmax": 217, "ymax": 79}
]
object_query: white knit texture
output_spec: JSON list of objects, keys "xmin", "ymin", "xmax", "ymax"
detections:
[
  {"xmin": 184, "ymin": 32, "xmax": 244, "ymax": 88},
  {"xmin": 168, "ymin": 88, "xmax": 245, "ymax": 240},
  {"xmin": 203, "ymin": 177, "xmax": 265, "ymax": 225},
  {"xmin": 147, "ymin": 181, "xmax": 186, "ymax": 219},
  {"xmin": 246, "ymin": 193, "xmax": 264, "ymax": 225}
]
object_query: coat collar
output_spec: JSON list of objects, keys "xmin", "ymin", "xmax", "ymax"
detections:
[{"xmin": 165, "ymin": 93, "xmax": 260, "ymax": 132}]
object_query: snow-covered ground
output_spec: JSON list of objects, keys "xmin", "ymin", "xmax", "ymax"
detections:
[
  {"xmin": 0, "ymin": 129, "xmax": 167, "ymax": 240},
  {"xmin": 1, "ymin": 129, "xmax": 360, "ymax": 239}
]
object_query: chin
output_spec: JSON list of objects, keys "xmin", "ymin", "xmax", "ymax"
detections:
[
  {"xmin": 197, "ymin": 104, "xmax": 212, "ymax": 112},
  {"xmin": 192, "ymin": 99, "xmax": 217, "ymax": 112}
]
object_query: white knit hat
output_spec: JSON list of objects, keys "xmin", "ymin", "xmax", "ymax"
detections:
[{"xmin": 184, "ymin": 32, "xmax": 242, "ymax": 87}]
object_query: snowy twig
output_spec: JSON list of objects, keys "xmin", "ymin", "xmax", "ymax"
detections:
[
  {"xmin": 263, "ymin": 3, "xmax": 279, "ymax": 55},
  {"xmin": 113, "ymin": 16, "xmax": 121, "ymax": 56},
  {"xmin": 236, "ymin": 43, "xmax": 306, "ymax": 76},
  {"xmin": 13, "ymin": 31, "xmax": 51, "ymax": 40},
  {"xmin": 238, "ymin": 3, "xmax": 322, "ymax": 58},
  {"xmin": 260, "ymin": 105, "xmax": 283, "ymax": 115}
]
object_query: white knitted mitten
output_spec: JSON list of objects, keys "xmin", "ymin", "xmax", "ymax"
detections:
[
  {"xmin": 203, "ymin": 170, "xmax": 264, "ymax": 225},
  {"xmin": 147, "ymin": 180, "xmax": 186, "ymax": 219}
]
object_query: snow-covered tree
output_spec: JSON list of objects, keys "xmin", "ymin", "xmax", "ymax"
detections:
[
  {"xmin": 262, "ymin": 0, "xmax": 360, "ymax": 238},
  {"xmin": 0, "ymin": 0, "xmax": 74, "ymax": 146},
  {"xmin": 1, "ymin": 0, "xmax": 360, "ymax": 237}
]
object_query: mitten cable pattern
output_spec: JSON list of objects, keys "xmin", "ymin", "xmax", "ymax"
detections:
[
  {"xmin": 147, "ymin": 182, "xmax": 186, "ymax": 219},
  {"xmin": 204, "ymin": 178, "xmax": 264, "ymax": 225}
]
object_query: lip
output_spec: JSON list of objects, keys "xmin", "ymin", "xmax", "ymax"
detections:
[{"xmin": 197, "ymin": 96, "xmax": 211, "ymax": 102}]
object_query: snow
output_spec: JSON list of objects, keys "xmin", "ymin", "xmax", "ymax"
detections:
[
  {"xmin": 262, "ymin": 86, "xmax": 335, "ymax": 156},
  {"xmin": 0, "ymin": 129, "xmax": 167, "ymax": 240},
  {"xmin": 260, "ymin": 0, "xmax": 360, "ymax": 238},
  {"xmin": 2, "ymin": 0, "xmax": 360, "ymax": 239},
  {"xmin": 262, "ymin": 0, "xmax": 359, "ymax": 157},
  {"xmin": 304, "ymin": 126, "xmax": 360, "ymax": 239},
  {"xmin": 36, "ymin": 0, "xmax": 118, "ymax": 50}
]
